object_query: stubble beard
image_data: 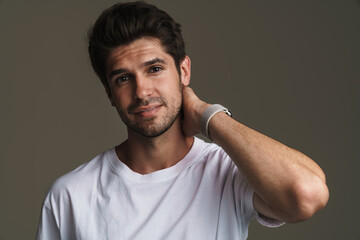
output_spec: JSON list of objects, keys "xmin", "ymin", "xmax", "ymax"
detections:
[{"xmin": 119, "ymin": 84, "xmax": 183, "ymax": 138}]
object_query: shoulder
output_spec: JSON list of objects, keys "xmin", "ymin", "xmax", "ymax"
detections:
[
  {"xmin": 44, "ymin": 149, "xmax": 111, "ymax": 205},
  {"xmin": 192, "ymin": 137, "xmax": 235, "ymax": 173},
  {"xmin": 195, "ymin": 138, "xmax": 231, "ymax": 163}
]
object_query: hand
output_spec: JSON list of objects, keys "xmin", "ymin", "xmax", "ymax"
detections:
[{"xmin": 182, "ymin": 86, "xmax": 211, "ymax": 137}]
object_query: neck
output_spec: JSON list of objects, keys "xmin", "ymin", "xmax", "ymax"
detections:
[{"xmin": 116, "ymin": 119, "xmax": 194, "ymax": 174}]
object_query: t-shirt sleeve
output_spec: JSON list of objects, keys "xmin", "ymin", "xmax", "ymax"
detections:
[
  {"xmin": 233, "ymin": 166, "xmax": 285, "ymax": 228},
  {"xmin": 36, "ymin": 203, "xmax": 61, "ymax": 240}
]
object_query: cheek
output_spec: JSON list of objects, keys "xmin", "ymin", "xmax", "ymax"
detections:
[
  {"xmin": 111, "ymin": 90, "xmax": 131, "ymax": 110},
  {"xmin": 168, "ymin": 86, "xmax": 183, "ymax": 108},
  {"xmin": 158, "ymin": 74, "xmax": 182, "ymax": 93}
]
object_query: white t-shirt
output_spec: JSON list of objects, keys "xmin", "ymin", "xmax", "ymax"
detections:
[{"xmin": 36, "ymin": 137, "xmax": 283, "ymax": 240}]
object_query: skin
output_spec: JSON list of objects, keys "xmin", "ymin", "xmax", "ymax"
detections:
[
  {"xmin": 105, "ymin": 37, "xmax": 193, "ymax": 174},
  {"xmin": 105, "ymin": 37, "xmax": 329, "ymax": 222}
]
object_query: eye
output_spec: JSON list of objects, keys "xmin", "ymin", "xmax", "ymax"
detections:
[
  {"xmin": 149, "ymin": 66, "xmax": 162, "ymax": 73},
  {"xmin": 115, "ymin": 75, "xmax": 130, "ymax": 84}
]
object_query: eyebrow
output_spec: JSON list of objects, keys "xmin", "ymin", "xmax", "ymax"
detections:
[
  {"xmin": 109, "ymin": 68, "xmax": 127, "ymax": 79},
  {"xmin": 141, "ymin": 58, "xmax": 166, "ymax": 67},
  {"xmin": 108, "ymin": 58, "xmax": 166, "ymax": 80}
]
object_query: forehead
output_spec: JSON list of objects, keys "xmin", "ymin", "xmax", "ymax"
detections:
[{"xmin": 106, "ymin": 37, "xmax": 173, "ymax": 73}]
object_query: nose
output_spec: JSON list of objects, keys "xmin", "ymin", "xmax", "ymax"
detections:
[{"xmin": 133, "ymin": 74, "xmax": 153, "ymax": 100}]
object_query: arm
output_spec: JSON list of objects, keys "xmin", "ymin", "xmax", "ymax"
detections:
[{"xmin": 182, "ymin": 86, "xmax": 329, "ymax": 223}]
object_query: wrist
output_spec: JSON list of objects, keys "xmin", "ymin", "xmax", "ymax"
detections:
[
  {"xmin": 195, "ymin": 102, "xmax": 211, "ymax": 134},
  {"xmin": 200, "ymin": 104, "xmax": 232, "ymax": 140},
  {"xmin": 197, "ymin": 102, "xmax": 211, "ymax": 119}
]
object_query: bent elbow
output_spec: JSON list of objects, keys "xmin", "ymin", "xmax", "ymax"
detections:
[{"xmin": 288, "ymin": 179, "xmax": 329, "ymax": 223}]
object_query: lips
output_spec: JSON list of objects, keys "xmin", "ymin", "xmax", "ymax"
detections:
[
  {"xmin": 128, "ymin": 97, "xmax": 167, "ymax": 117},
  {"xmin": 134, "ymin": 105, "xmax": 160, "ymax": 113},
  {"xmin": 133, "ymin": 105, "xmax": 162, "ymax": 117}
]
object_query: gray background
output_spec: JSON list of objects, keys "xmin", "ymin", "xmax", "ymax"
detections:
[{"xmin": 1, "ymin": 0, "xmax": 359, "ymax": 239}]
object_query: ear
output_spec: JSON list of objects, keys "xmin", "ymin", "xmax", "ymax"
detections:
[
  {"xmin": 103, "ymin": 82, "xmax": 116, "ymax": 107},
  {"xmin": 180, "ymin": 55, "xmax": 191, "ymax": 86}
]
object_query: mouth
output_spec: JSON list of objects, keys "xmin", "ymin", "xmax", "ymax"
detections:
[{"xmin": 133, "ymin": 105, "xmax": 162, "ymax": 117}]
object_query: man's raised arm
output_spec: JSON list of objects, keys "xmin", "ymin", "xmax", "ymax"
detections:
[{"xmin": 182, "ymin": 86, "xmax": 329, "ymax": 223}]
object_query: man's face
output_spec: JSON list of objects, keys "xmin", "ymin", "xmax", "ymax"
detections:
[{"xmin": 105, "ymin": 37, "xmax": 190, "ymax": 138}]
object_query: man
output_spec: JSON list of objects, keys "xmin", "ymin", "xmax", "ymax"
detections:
[{"xmin": 36, "ymin": 2, "xmax": 329, "ymax": 239}]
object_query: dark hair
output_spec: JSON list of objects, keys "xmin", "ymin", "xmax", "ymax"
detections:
[{"xmin": 88, "ymin": 1, "xmax": 186, "ymax": 90}]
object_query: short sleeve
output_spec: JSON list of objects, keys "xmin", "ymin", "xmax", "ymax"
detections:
[
  {"xmin": 254, "ymin": 210, "xmax": 285, "ymax": 228},
  {"xmin": 233, "ymin": 167, "xmax": 285, "ymax": 228},
  {"xmin": 36, "ymin": 203, "xmax": 61, "ymax": 240}
]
